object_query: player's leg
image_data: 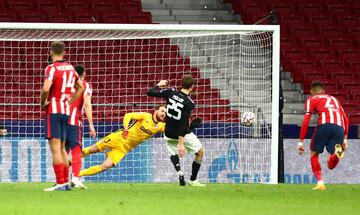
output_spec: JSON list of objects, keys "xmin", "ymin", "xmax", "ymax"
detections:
[
  {"xmin": 184, "ymin": 132, "xmax": 206, "ymax": 187},
  {"xmin": 310, "ymin": 126, "xmax": 328, "ymax": 190},
  {"xmin": 44, "ymin": 114, "xmax": 68, "ymax": 191},
  {"xmin": 61, "ymin": 115, "xmax": 71, "ymax": 190},
  {"xmin": 327, "ymin": 124, "xmax": 345, "ymax": 170},
  {"xmin": 80, "ymin": 144, "xmax": 125, "ymax": 177},
  {"xmin": 165, "ymin": 136, "xmax": 186, "ymax": 186},
  {"xmin": 82, "ymin": 135, "xmax": 112, "ymax": 157}
]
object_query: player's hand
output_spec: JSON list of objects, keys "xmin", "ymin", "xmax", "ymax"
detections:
[
  {"xmin": 178, "ymin": 144, "xmax": 186, "ymax": 158},
  {"xmin": 157, "ymin": 80, "xmax": 168, "ymax": 87},
  {"xmin": 41, "ymin": 100, "xmax": 50, "ymax": 108},
  {"xmin": 89, "ymin": 125, "xmax": 96, "ymax": 138},
  {"xmin": 297, "ymin": 141, "xmax": 304, "ymax": 155},
  {"xmin": 122, "ymin": 129, "xmax": 129, "ymax": 139},
  {"xmin": 342, "ymin": 139, "xmax": 348, "ymax": 151}
]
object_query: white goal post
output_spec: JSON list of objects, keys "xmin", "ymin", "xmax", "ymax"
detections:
[{"xmin": 0, "ymin": 23, "xmax": 280, "ymax": 184}]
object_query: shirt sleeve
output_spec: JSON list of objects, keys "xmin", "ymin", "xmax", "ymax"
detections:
[
  {"xmin": 304, "ymin": 97, "xmax": 314, "ymax": 114},
  {"xmin": 147, "ymin": 85, "xmax": 171, "ymax": 98},
  {"xmin": 123, "ymin": 112, "xmax": 147, "ymax": 129},
  {"xmin": 44, "ymin": 65, "xmax": 55, "ymax": 81}
]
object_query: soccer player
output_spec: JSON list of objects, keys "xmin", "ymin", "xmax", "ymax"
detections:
[
  {"xmin": 298, "ymin": 81, "xmax": 349, "ymax": 190},
  {"xmin": 40, "ymin": 41, "xmax": 84, "ymax": 191},
  {"xmin": 79, "ymin": 105, "xmax": 166, "ymax": 177},
  {"xmin": 66, "ymin": 65, "xmax": 96, "ymax": 189},
  {"xmin": 147, "ymin": 76, "xmax": 206, "ymax": 187}
]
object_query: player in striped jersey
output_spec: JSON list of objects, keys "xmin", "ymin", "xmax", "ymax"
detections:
[
  {"xmin": 66, "ymin": 65, "xmax": 96, "ymax": 189},
  {"xmin": 298, "ymin": 81, "xmax": 349, "ymax": 190},
  {"xmin": 40, "ymin": 41, "xmax": 84, "ymax": 191}
]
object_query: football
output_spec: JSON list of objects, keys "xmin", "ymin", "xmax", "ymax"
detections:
[{"xmin": 241, "ymin": 112, "xmax": 256, "ymax": 127}]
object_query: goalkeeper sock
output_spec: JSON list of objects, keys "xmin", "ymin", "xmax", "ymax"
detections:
[
  {"xmin": 79, "ymin": 165, "xmax": 102, "ymax": 176},
  {"xmin": 170, "ymin": 155, "xmax": 181, "ymax": 172},
  {"xmin": 63, "ymin": 165, "xmax": 69, "ymax": 183},
  {"xmin": 327, "ymin": 154, "xmax": 339, "ymax": 170},
  {"xmin": 190, "ymin": 159, "xmax": 202, "ymax": 181},
  {"xmin": 72, "ymin": 145, "xmax": 82, "ymax": 177},
  {"xmin": 82, "ymin": 147, "xmax": 91, "ymax": 157},
  {"xmin": 311, "ymin": 154, "xmax": 322, "ymax": 181},
  {"xmin": 53, "ymin": 163, "xmax": 65, "ymax": 184}
]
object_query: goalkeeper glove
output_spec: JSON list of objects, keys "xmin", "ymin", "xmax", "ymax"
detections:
[{"xmin": 188, "ymin": 118, "xmax": 202, "ymax": 133}]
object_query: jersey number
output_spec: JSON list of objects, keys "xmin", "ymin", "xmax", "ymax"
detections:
[
  {"xmin": 167, "ymin": 98, "xmax": 183, "ymax": 120},
  {"xmin": 325, "ymin": 97, "xmax": 336, "ymax": 109},
  {"xmin": 61, "ymin": 71, "xmax": 75, "ymax": 93}
]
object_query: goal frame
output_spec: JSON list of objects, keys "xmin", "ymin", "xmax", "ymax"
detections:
[{"xmin": 0, "ymin": 23, "xmax": 280, "ymax": 184}]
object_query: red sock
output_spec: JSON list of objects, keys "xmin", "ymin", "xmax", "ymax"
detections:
[
  {"xmin": 63, "ymin": 165, "xmax": 69, "ymax": 183},
  {"xmin": 327, "ymin": 154, "xmax": 339, "ymax": 170},
  {"xmin": 53, "ymin": 163, "xmax": 65, "ymax": 184},
  {"xmin": 72, "ymin": 145, "xmax": 82, "ymax": 177},
  {"xmin": 311, "ymin": 154, "xmax": 322, "ymax": 181}
]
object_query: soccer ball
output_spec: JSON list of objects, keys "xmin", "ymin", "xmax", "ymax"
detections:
[{"xmin": 241, "ymin": 112, "xmax": 256, "ymax": 127}]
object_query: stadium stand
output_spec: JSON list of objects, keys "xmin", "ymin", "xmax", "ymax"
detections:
[{"xmin": 223, "ymin": 0, "xmax": 360, "ymax": 125}]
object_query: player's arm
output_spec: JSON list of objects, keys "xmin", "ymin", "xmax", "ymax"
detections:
[
  {"xmin": 69, "ymin": 79, "xmax": 84, "ymax": 105},
  {"xmin": 340, "ymin": 107, "xmax": 349, "ymax": 150},
  {"xmin": 298, "ymin": 98, "xmax": 313, "ymax": 155},
  {"xmin": 84, "ymin": 90, "xmax": 96, "ymax": 138},
  {"xmin": 40, "ymin": 65, "xmax": 54, "ymax": 108},
  {"xmin": 147, "ymin": 80, "xmax": 170, "ymax": 98},
  {"xmin": 122, "ymin": 112, "xmax": 147, "ymax": 138}
]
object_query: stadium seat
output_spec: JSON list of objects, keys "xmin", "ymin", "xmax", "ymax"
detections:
[
  {"xmin": 328, "ymin": 69, "xmax": 355, "ymax": 79},
  {"xmin": 129, "ymin": 13, "xmax": 152, "ymax": 24},
  {"xmin": 326, "ymin": 4, "xmax": 351, "ymax": 14},
  {"xmin": 350, "ymin": 90, "xmax": 360, "ymax": 100},
  {"xmin": 326, "ymin": 36, "xmax": 354, "ymax": 48},
  {"xmin": 336, "ymin": 16, "xmax": 359, "ymax": 26},
  {"xmin": 271, "ymin": 4, "xmax": 294, "ymax": 14},
  {"xmin": 347, "ymin": 61, "xmax": 360, "ymax": 70},
  {"xmin": 317, "ymin": 26, "xmax": 343, "ymax": 37},
  {"xmin": 299, "ymin": 36, "xmax": 325, "ymax": 48},
  {"xmin": 0, "ymin": 12, "xmax": 17, "ymax": 22},
  {"xmin": 21, "ymin": 12, "xmax": 47, "ymax": 22},
  {"xmin": 64, "ymin": 1, "xmax": 89, "ymax": 13},
  {"xmin": 290, "ymin": 25, "xmax": 315, "ymax": 37},
  {"xmin": 339, "ymin": 79, "xmax": 359, "ymax": 90},
  {"xmin": 348, "ymin": 113, "xmax": 360, "ymax": 125},
  {"xmin": 319, "ymin": 59, "xmax": 345, "ymax": 69},
  {"xmin": 307, "ymin": 48, "xmax": 335, "ymax": 59},
  {"xmin": 298, "ymin": 4, "xmax": 322, "ymax": 14},
  {"xmin": 102, "ymin": 14, "xmax": 128, "ymax": 23},
  {"xmin": 37, "ymin": 1, "xmax": 61, "ymax": 12},
  {"xmin": 92, "ymin": 2, "xmax": 116, "ymax": 13},
  {"xmin": 307, "ymin": 16, "xmax": 333, "ymax": 26},
  {"xmin": 48, "ymin": 13, "xmax": 75, "ymax": 23},
  {"xmin": 120, "ymin": 3, "xmax": 142, "ymax": 15},
  {"xmin": 75, "ymin": 14, "xmax": 100, "ymax": 23},
  {"xmin": 8, "ymin": 1, "xmax": 34, "ymax": 11},
  {"xmin": 336, "ymin": 49, "xmax": 359, "ymax": 59}
]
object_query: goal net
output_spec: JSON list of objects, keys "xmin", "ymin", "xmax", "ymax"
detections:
[{"xmin": 0, "ymin": 24, "xmax": 280, "ymax": 184}]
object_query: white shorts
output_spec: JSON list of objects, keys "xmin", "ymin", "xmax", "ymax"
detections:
[{"xmin": 164, "ymin": 132, "xmax": 202, "ymax": 156}]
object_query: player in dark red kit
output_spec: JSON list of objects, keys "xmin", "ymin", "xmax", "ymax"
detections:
[
  {"xmin": 40, "ymin": 41, "xmax": 84, "ymax": 191},
  {"xmin": 298, "ymin": 81, "xmax": 349, "ymax": 190},
  {"xmin": 67, "ymin": 65, "xmax": 96, "ymax": 189}
]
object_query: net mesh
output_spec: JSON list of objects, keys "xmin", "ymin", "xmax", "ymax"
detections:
[{"xmin": 0, "ymin": 28, "xmax": 274, "ymax": 183}]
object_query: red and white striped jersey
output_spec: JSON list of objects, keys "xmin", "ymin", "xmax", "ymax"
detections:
[
  {"xmin": 304, "ymin": 94, "xmax": 347, "ymax": 128},
  {"xmin": 45, "ymin": 61, "xmax": 78, "ymax": 115},
  {"xmin": 69, "ymin": 81, "xmax": 93, "ymax": 126}
]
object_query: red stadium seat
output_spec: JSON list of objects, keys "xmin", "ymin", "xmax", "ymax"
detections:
[
  {"xmin": 328, "ymin": 69, "xmax": 355, "ymax": 79},
  {"xmin": 92, "ymin": 2, "xmax": 116, "ymax": 13},
  {"xmin": 37, "ymin": 1, "xmax": 61, "ymax": 12},
  {"xmin": 21, "ymin": 12, "xmax": 47, "ymax": 22},
  {"xmin": 326, "ymin": 36, "xmax": 354, "ymax": 48},
  {"xmin": 0, "ymin": 12, "xmax": 17, "ymax": 22},
  {"xmin": 339, "ymin": 79, "xmax": 359, "ymax": 90},
  {"xmin": 341, "ymin": 101, "xmax": 359, "ymax": 113},
  {"xmin": 347, "ymin": 61, "xmax": 360, "ymax": 70},
  {"xmin": 319, "ymin": 59, "xmax": 345, "ymax": 69},
  {"xmin": 271, "ymin": 4, "xmax": 294, "ymax": 14},
  {"xmin": 350, "ymin": 90, "xmax": 360, "ymax": 100},
  {"xmin": 290, "ymin": 25, "xmax": 315, "ymax": 37},
  {"xmin": 102, "ymin": 14, "xmax": 128, "ymax": 23},
  {"xmin": 64, "ymin": 1, "xmax": 89, "ymax": 13},
  {"xmin": 299, "ymin": 36, "xmax": 325, "ymax": 48},
  {"xmin": 336, "ymin": 16, "xmax": 359, "ymax": 26},
  {"xmin": 120, "ymin": 3, "xmax": 142, "ymax": 15},
  {"xmin": 336, "ymin": 49, "xmax": 359, "ymax": 59},
  {"xmin": 307, "ymin": 16, "xmax": 333, "ymax": 26},
  {"xmin": 75, "ymin": 14, "xmax": 100, "ymax": 23},
  {"xmin": 317, "ymin": 26, "xmax": 343, "ymax": 37},
  {"xmin": 298, "ymin": 4, "xmax": 322, "ymax": 14},
  {"xmin": 326, "ymin": 4, "xmax": 351, "ymax": 14},
  {"xmin": 307, "ymin": 48, "xmax": 335, "ymax": 59},
  {"xmin": 8, "ymin": 1, "xmax": 34, "ymax": 11},
  {"xmin": 129, "ymin": 13, "xmax": 152, "ymax": 24},
  {"xmin": 348, "ymin": 113, "xmax": 360, "ymax": 125},
  {"xmin": 48, "ymin": 13, "xmax": 75, "ymax": 23}
]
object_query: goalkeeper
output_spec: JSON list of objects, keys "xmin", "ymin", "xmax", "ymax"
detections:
[{"xmin": 79, "ymin": 105, "xmax": 166, "ymax": 177}]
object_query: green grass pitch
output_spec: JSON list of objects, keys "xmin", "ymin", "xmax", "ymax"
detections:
[{"xmin": 0, "ymin": 183, "xmax": 359, "ymax": 215}]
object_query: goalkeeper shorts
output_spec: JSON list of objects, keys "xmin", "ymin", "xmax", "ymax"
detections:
[{"xmin": 164, "ymin": 132, "xmax": 202, "ymax": 156}]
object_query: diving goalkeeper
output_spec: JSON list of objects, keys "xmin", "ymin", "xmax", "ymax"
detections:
[{"xmin": 79, "ymin": 105, "xmax": 166, "ymax": 177}]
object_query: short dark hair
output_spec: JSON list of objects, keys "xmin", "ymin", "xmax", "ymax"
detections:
[
  {"xmin": 74, "ymin": 65, "xmax": 85, "ymax": 76},
  {"xmin": 51, "ymin": 41, "xmax": 65, "ymax": 55},
  {"xmin": 155, "ymin": 104, "xmax": 166, "ymax": 110},
  {"xmin": 181, "ymin": 75, "xmax": 195, "ymax": 89},
  {"xmin": 311, "ymin": 81, "xmax": 324, "ymax": 90}
]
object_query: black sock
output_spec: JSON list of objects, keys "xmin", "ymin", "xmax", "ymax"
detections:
[
  {"xmin": 190, "ymin": 159, "xmax": 202, "ymax": 181},
  {"xmin": 170, "ymin": 155, "xmax": 181, "ymax": 172}
]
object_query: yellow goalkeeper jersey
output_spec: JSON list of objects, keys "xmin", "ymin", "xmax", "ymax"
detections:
[{"xmin": 120, "ymin": 112, "xmax": 165, "ymax": 149}]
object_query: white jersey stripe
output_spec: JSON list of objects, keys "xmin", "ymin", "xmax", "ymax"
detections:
[
  {"xmin": 329, "ymin": 109, "xmax": 334, "ymax": 124},
  {"xmin": 65, "ymin": 100, "xmax": 70, "ymax": 116},
  {"xmin": 51, "ymin": 97, "xmax": 57, "ymax": 114},
  {"xmin": 336, "ymin": 111, "xmax": 341, "ymax": 126},
  {"xmin": 48, "ymin": 66, "xmax": 55, "ymax": 81},
  {"xmin": 333, "ymin": 97, "xmax": 340, "ymax": 109},
  {"xmin": 321, "ymin": 112, "xmax": 326, "ymax": 124},
  {"xmin": 70, "ymin": 107, "xmax": 77, "ymax": 126},
  {"xmin": 60, "ymin": 94, "xmax": 65, "ymax": 115},
  {"xmin": 306, "ymin": 99, "xmax": 310, "ymax": 112}
]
